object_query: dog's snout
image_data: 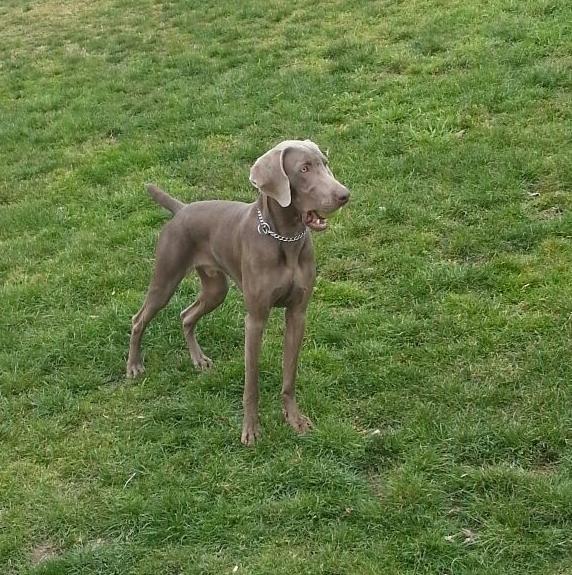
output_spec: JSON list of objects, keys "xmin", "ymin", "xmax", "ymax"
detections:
[{"xmin": 337, "ymin": 187, "xmax": 350, "ymax": 206}]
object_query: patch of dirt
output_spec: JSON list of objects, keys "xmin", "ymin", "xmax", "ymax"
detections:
[
  {"xmin": 538, "ymin": 206, "xmax": 564, "ymax": 219},
  {"xmin": 26, "ymin": 0, "xmax": 98, "ymax": 22},
  {"xmin": 31, "ymin": 542, "xmax": 58, "ymax": 566}
]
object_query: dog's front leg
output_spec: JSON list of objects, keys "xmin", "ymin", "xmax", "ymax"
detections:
[
  {"xmin": 241, "ymin": 310, "xmax": 269, "ymax": 445},
  {"xmin": 282, "ymin": 306, "xmax": 313, "ymax": 433}
]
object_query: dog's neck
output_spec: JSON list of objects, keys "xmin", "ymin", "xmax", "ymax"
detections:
[{"xmin": 259, "ymin": 195, "xmax": 305, "ymax": 238}]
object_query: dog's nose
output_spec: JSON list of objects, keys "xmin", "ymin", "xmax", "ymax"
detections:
[{"xmin": 337, "ymin": 188, "xmax": 350, "ymax": 205}]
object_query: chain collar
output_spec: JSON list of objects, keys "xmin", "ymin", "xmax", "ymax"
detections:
[{"xmin": 256, "ymin": 208, "xmax": 307, "ymax": 243}]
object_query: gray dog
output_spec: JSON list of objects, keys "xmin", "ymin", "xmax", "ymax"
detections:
[{"xmin": 126, "ymin": 140, "xmax": 350, "ymax": 445}]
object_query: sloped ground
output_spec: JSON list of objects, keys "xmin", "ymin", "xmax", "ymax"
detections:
[{"xmin": 1, "ymin": 0, "xmax": 571, "ymax": 573}]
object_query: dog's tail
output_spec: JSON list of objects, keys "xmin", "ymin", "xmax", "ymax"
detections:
[{"xmin": 146, "ymin": 183, "xmax": 185, "ymax": 215}]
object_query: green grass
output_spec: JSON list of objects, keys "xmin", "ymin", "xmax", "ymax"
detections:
[{"xmin": 1, "ymin": 0, "xmax": 572, "ymax": 573}]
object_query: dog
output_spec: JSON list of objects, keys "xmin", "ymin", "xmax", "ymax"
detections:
[{"xmin": 126, "ymin": 140, "xmax": 350, "ymax": 445}]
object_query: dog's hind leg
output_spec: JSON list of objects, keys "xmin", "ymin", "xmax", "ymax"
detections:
[
  {"xmin": 126, "ymin": 224, "xmax": 192, "ymax": 377},
  {"xmin": 181, "ymin": 267, "xmax": 229, "ymax": 370}
]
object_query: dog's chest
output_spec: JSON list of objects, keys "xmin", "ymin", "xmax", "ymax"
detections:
[{"xmin": 271, "ymin": 263, "xmax": 315, "ymax": 308}]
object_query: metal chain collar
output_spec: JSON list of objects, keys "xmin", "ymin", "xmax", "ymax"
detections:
[{"xmin": 256, "ymin": 208, "xmax": 307, "ymax": 243}]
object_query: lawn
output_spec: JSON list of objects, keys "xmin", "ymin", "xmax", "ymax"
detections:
[{"xmin": 1, "ymin": 0, "xmax": 571, "ymax": 573}]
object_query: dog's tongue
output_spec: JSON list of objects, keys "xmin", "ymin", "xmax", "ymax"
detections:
[{"xmin": 305, "ymin": 211, "xmax": 327, "ymax": 231}]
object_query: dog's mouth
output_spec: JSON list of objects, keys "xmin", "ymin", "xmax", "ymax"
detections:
[{"xmin": 304, "ymin": 210, "xmax": 328, "ymax": 232}]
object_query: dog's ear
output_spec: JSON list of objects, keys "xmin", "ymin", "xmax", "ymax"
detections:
[{"xmin": 249, "ymin": 146, "xmax": 291, "ymax": 207}]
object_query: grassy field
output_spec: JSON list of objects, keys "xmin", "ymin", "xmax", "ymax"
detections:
[{"xmin": 1, "ymin": 0, "xmax": 572, "ymax": 573}]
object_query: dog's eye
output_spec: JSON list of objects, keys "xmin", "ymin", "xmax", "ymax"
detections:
[{"xmin": 300, "ymin": 165, "xmax": 310, "ymax": 173}]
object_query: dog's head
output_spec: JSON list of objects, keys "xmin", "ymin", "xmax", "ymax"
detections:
[{"xmin": 249, "ymin": 140, "xmax": 349, "ymax": 231}]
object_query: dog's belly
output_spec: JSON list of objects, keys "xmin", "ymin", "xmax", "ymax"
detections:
[{"xmin": 192, "ymin": 240, "xmax": 243, "ymax": 286}]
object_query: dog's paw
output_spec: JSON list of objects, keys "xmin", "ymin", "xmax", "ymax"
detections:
[
  {"xmin": 126, "ymin": 361, "xmax": 145, "ymax": 378},
  {"xmin": 284, "ymin": 410, "xmax": 313, "ymax": 434},
  {"xmin": 192, "ymin": 352, "xmax": 213, "ymax": 371},
  {"xmin": 241, "ymin": 420, "xmax": 262, "ymax": 446}
]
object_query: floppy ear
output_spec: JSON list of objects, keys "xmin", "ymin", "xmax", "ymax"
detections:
[{"xmin": 249, "ymin": 146, "xmax": 291, "ymax": 207}]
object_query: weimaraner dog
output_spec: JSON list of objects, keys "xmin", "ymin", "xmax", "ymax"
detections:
[{"xmin": 126, "ymin": 140, "xmax": 350, "ymax": 445}]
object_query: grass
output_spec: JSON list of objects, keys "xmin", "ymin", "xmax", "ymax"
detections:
[{"xmin": 1, "ymin": 0, "xmax": 572, "ymax": 572}]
